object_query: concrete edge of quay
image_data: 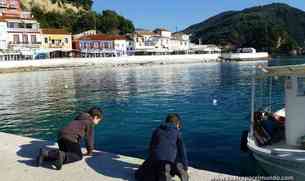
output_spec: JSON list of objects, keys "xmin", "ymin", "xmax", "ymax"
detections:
[
  {"xmin": 0, "ymin": 54, "xmax": 221, "ymax": 73},
  {"xmin": 0, "ymin": 132, "xmax": 257, "ymax": 181}
]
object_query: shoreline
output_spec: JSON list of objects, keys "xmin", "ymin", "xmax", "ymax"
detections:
[
  {"xmin": 0, "ymin": 54, "xmax": 269, "ymax": 74},
  {"xmin": 0, "ymin": 132, "xmax": 253, "ymax": 181}
]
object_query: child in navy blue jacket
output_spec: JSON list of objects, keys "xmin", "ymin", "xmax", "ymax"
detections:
[{"xmin": 136, "ymin": 113, "xmax": 189, "ymax": 181}]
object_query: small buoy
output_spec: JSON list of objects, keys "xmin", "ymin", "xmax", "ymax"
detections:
[
  {"xmin": 213, "ymin": 99, "xmax": 218, "ymax": 106},
  {"xmin": 64, "ymin": 85, "xmax": 69, "ymax": 89},
  {"xmin": 240, "ymin": 130, "xmax": 249, "ymax": 152}
]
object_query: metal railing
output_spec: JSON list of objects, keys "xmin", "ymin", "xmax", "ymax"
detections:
[
  {"xmin": 8, "ymin": 42, "xmax": 42, "ymax": 49},
  {"xmin": 7, "ymin": 28, "xmax": 40, "ymax": 33}
]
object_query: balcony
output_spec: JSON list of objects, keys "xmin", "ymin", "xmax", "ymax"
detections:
[
  {"xmin": 20, "ymin": 12, "xmax": 32, "ymax": 19},
  {"xmin": 7, "ymin": 28, "xmax": 40, "ymax": 33},
  {"xmin": 0, "ymin": 2, "xmax": 7, "ymax": 8},
  {"xmin": 48, "ymin": 43, "xmax": 66, "ymax": 49},
  {"xmin": 8, "ymin": 42, "xmax": 42, "ymax": 49}
]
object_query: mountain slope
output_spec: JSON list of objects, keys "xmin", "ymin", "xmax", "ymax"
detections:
[
  {"xmin": 21, "ymin": 0, "xmax": 83, "ymax": 13},
  {"xmin": 21, "ymin": 0, "xmax": 135, "ymax": 35},
  {"xmin": 184, "ymin": 3, "xmax": 305, "ymax": 52}
]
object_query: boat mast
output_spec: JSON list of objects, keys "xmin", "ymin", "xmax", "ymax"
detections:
[
  {"xmin": 250, "ymin": 72, "xmax": 256, "ymax": 137},
  {"xmin": 268, "ymin": 77, "xmax": 272, "ymax": 112}
]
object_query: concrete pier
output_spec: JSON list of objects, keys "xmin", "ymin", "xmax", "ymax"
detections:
[
  {"xmin": 0, "ymin": 132, "xmax": 248, "ymax": 181},
  {"xmin": 0, "ymin": 54, "xmax": 221, "ymax": 73}
]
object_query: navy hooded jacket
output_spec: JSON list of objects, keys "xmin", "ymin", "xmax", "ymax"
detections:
[{"xmin": 149, "ymin": 122, "xmax": 188, "ymax": 169}]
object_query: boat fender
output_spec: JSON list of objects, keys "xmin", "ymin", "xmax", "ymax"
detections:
[{"xmin": 240, "ymin": 130, "xmax": 249, "ymax": 152}]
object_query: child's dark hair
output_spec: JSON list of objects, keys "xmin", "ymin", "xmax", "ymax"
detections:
[
  {"xmin": 165, "ymin": 113, "xmax": 182, "ymax": 128},
  {"xmin": 88, "ymin": 107, "xmax": 103, "ymax": 119}
]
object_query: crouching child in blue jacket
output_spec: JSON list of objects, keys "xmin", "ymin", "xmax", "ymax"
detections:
[{"xmin": 135, "ymin": 113, "xmax": 189, "ymax": 181}]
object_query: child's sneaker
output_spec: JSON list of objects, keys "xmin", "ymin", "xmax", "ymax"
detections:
[
  {"xmin": 177, "ymin": 163, "xmax": 189, "ymax": 181},
  {"xmin": 54, "ymin": 151, "xmax": 65, "ymax": 170},
  {"xmin": 165, "ymin": 164, "xmax": 173, "ymax": 181},
  {"xmin": 36, "ymin": 148, "xmax": 48, "ymax": 167}
]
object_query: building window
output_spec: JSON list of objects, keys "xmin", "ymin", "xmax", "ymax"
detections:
[
  {"xmin": 52, "ymin": 40, "xmax": 55, "ymax": 44},
  {"xmin": 105, "ymin": 42, "xmax": 109, "ymax": 49},
  {"xmin": 8, "ymin": 22, "xmax": 16, "ymax": 28},
  {"xmin": 31, "ymin": 35, "xmax": 37, "ymax": 44},
  {"xmin": 22, "ymin": 34, "xmax": 28, "ymax": 44},
  {"xmin": 45, "ymin": 38, "xmax": 48, "ymax": 44},
  {"xmin": 9, "ymin": 0, "xmax": 19, "ymax": 9},
  {"xmin": 94, "ymin": 41, "xmax": 99, "ymax": 49},
  {"xmin": 65, "ymin": 38, "xmax": 68, "ymax": 44},
  {"xmin": 26, "ymin": 24, "xmax": 32, "ymax": 29},
  {"xmin": 297, "ymin": 77, "xmax": 305, "ymax": 96},
  {"xmin": 100, "ymin": 42, "xmax": 104, "ymax": 49},
  {"xmin": 18, "ymin": 23, "xmax": 25, "ymax": 28},
  {"xmin": 13, "ymin": 34, "xmax": 19, "ymax": 44},
  {"xmin": 0, "ymin": 0, "xmax": 6, "ymax": 7}
]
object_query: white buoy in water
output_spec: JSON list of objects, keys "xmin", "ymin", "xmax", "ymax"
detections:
[
  {"xmin": 213, "ymin": 99, "xmax": 218, "ymax": 106},
  {"xmin": 64, "ymin": 85, "xmax": 69, "ymax": 89}
]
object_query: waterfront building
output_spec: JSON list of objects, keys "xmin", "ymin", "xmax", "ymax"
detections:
[
  {"xmin": 73, "ymin": 34, "xmax": 129, "ymax": 57},
  {"xmin": 0, "ymin": 0, "xmax": 42, "ymax": 60},
  {"xmin": 0, "ymin": 19, "xmax": 7, "ymax": 49},
  {"xmin": 41, "ymin": 28, "xmax": 72, "ymax": 58},
  {"xmin": 190, "ymin": 44, "xmax": 221, "ymax": 54},
  {"xmin": 73, "ymin": 29, "xmax": 96, "ymax": 40},
  {"xmin": 170, "ymin": 32, "xmax": 190, "ymax": 54},
  {"xmin": 131, "ymin": 28, "xmax": 192, "ymax": 55},
  {"xmin": 151, "ymin": 28, "xmax": 172, "ymax": 53},
  {"xmin": 131, "ymin": 29, "xmax": 156, "ymax": 54}
]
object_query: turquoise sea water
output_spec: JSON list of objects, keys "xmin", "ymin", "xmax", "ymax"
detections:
[{"xmin": 0, "ymin": 56, "xmax": 304, "ymax": 175}]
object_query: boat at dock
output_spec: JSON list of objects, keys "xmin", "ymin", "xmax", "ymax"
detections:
[
  {"xmin": 244, "ymin": 63, "xmax": 305, "ymax": 180},
  {"xmin": 221, "ymin": 48, "xmax": 269, "ymax": 61}
]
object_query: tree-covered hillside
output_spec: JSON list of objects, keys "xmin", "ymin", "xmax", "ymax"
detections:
[
  {"xmin": 183, "ymin": 3, "xmax": 305, "ymax": 53},
  {"xmin": 24, "ymin": 0, "xmax": 135, "ymax": 35},
  {"xmin": 50, "ymin": 0, "xmax": 93, "ymax": 10}
]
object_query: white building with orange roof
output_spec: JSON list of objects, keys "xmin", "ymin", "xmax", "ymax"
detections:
[
  {"xmin": 73, "ymin": 34, "xmax": 130, "ymax": 57},
  {"xmin": 131, "ymin": 28, "xmax": 191, "ymax": 55},
  {"xmin": 0, "ymin": 0, "xmax": 42, "ymax": 59},
  {"xmin": 132, "ymin": 29, "xmax": 157, "ymax": 53},
  {"xmin": 170, "ymin": 32, "xmax": 191, "ymax": 53}
]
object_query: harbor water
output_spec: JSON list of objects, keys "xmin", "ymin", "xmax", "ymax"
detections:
[{"xmin": 0, "ymin": 56, "xmax": 304, "ymax": 176}]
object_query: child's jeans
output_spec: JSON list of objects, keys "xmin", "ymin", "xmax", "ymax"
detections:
[{"xmin": 57, "ymin": 138, "xmax": 83, "ymax": 164}]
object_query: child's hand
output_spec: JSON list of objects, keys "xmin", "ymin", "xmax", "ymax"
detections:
[
  {"xmin": 83, "ymin": 151, "xmax": 93, "ymax": 156},
  {"xmin": 83, "ymin": 150, "xmax": 104, "ymax": 156}
]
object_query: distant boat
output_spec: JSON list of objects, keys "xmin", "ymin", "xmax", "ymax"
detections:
[
  {"xmin": 244, "ymin": 64, "xmax": 305, "ymax": 180},
  {"xmin": 221, "ymin": 48, "xmax": 269, "ymax": 61}
]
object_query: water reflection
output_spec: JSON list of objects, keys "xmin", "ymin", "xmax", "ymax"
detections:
[{"xmin": 0, "ymin": 59, "xmax": 302, "ymax": 175}]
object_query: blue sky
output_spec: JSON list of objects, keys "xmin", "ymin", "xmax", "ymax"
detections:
[{"xmin": 93, "ymin": 0, "xmax": 305, "ymax": 31}]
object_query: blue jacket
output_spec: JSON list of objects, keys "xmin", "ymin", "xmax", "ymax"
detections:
[{"xmin": 149, "ymin": 122, "xmax": 188, "ymax": 169}]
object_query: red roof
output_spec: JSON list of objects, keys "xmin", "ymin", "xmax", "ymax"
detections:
[
  {"xmin": 0, "ymin": 15, "xmax": 33, "ymax": 21},
  {"xmin": 77, "ymin": 34, "xmax": 128, "ymax": 41},
  {"xmin": 135, "ymin": 31, "xmax": 156, "ymax": 36},
  {"xmin": 41, "ymin": 28, "xmax": 71, "ymax": 35},
  {"xmin": 154, "ymin": 28, "xmax": 170, "ymax": 32}
]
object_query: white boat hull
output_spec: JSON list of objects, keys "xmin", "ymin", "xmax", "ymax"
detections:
[
  {"xmin": 248, "ymin": 138, "xmax": 305, "ymax": 181},
  {"xmin": 252, "ymin": 152, "xmax": 304, "ymax": 180}
]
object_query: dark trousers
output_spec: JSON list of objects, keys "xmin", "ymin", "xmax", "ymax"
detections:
[
  {"xmin": 135, "ymin": 158, "xmax": 181, "ymax": 181},
  {"xmin": 154, "ymin": 160, "xmax": 175, "ymax": 181},
  {"xmin": 57, "ymin": 138, "xmax": 83, "ymax": 164}
]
